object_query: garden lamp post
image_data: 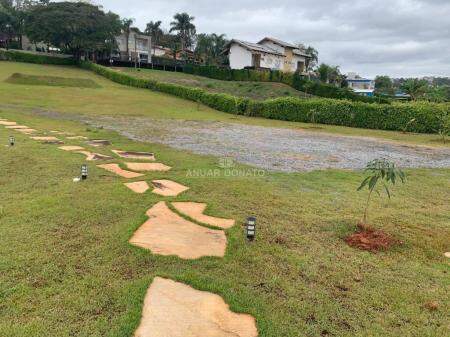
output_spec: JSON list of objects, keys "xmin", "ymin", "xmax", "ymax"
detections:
[
  {"xmin": 9, "ymin": 135, "xmax": 15, "ymax": 146},
  {"xmin": 246, "ymin": 216, "xmax": 256, "ymax": 241},
  {"xmin": 81, "ymin": 164, "xmax": 88, "ymax": 180}
]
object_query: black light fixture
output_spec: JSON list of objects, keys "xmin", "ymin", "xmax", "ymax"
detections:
[
  {"xmin": 246, "ymin": 216, "xmax": 256, "ymax": 241},
  {"xmin": 9, "ymin": 135, "xmax": 15, "ymax": 146},
  {"xmin": 81, "ymin": 164, "xmax": 88, "ymax": 180}
]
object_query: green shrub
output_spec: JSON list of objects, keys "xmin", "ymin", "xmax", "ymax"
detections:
[
  {"xmin": 82, "ymin": 62, "xmax": 446, "ymax": 134},
  {"xmin": 183, "ymin": 64, "xmax": 391, "ymax": 104},
  {"xmin": 0, "ymin": 49, "xmax": 76, "ymax": 65}
]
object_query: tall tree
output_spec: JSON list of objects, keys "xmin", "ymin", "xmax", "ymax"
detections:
[
  {"xmin": 121, "ymin": 17, "xmax": 134, "ymax": 58},
  {"xmin": 297, "ymin": 43, "xmax": 318, "ymax": 71},
  {"xmin": 374, "ymin": 75, "xmax": 394, "ymax": 95},
  {"xmin": 195, "ymin": 33, "xmax": 228, "ymax": 65},
  {"xmin": 317, "ymin": 63, "xmax": 342, "ymax": 85},
  {"xmin": 401, "ymin": 78, "xmax": 429, "ymax": 100},
  {"xmin": 25, "ymin": 2, "xmax": 122, "ymax": 59},
  {"xmin": 169, "ymin": 12, "xmax": 196, "ymax": 56}
]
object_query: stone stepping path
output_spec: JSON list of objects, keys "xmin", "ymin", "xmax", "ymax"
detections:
[
  {"xmin": 112, "ymin": 149, "xmax": 155, "ymax": 160},
  {"xmin": 134, "ymin": 277, "xmax": 258, "ymax": 337},
  {"xmin": 152, "ymin": 180, "xmax": 189, "ymax": 196},
  {"xmin": 125, "ymin": 162, "xmax": 171, "ymax": 172},
  {"xmin": 75, "ymin": 150, "xmax": 113, "ymax": 161},
  {"xmin": 1, "ymin": 117, "xmax": 257, "ymax": 335},
  {"xmin": 172, "ymin": 202, "xmax": 235, "ymax": 229},
  {"xmin": 58, "ymin": 145, "xmax": 85, "ymax": 151},
  {"xmin": 129, "ymin": 202, "xmax": 226, "ymax": 259},
  {"xmin": 124, "ymin": 181, "xmax": 150, "ymax": 194},
  {"xmin": 97, "ymin": 163, "xmax": 144, "ymax": 178}
]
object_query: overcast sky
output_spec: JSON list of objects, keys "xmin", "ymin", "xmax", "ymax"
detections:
[{"xmin": 93, "ymin": 0, "xmax": 450, "ymax": 78}]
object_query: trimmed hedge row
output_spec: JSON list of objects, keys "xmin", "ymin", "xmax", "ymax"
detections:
[
  {"xmin": 0, "ymin": 49, "xmax": 76, "ymax": 65},
  {"xmin": 183, "ymin": 64, "xmax": 390, "ymax": 104},
  {"xmin": 82, "ymin": 62, "xmax": 447, "ymax": 134}
]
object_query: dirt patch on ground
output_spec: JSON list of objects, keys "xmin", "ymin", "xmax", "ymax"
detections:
[
  {"xmin": 345, "ymin": 226, "xmax": 400, "ymax": 252},
  {"xmin": 134, "ymin": 277, "xmax": 258, "ymax": 337},
  {"xmin": 129, "ymin": 201, "xmax": 226, "ymax": 259}
]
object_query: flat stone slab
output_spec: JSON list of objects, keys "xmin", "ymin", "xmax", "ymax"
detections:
[
  {"xmin": 124, "ymin": 181, "xmax": 150, "ymax": 194},
  {"xmin": 134, "ymin": 277, "xmax": 258, "ymax": 337},
  {"xmin": 112, "ymin": 149, "xmax": 155, "ymax": 161},
  {"xmin": 86, "ymin": 139, "xmax": 111, "ymax": 147},
  {"xmin": 152, "ymin": 180, "xmax": 189, "ymax": 197},
  {"xmin": 58, "ymin": 145, "xmax": 85, "ymax": 151},
  {"xmin": 75, "ymin": 150, "xmax": 113, "ymax": 161},
  {"xmin": 67, "ymin": 136, "xmax": 88, "ymax": 140},
  {"xmin": 5, "ymin": 125, "xmax": 28, "ymax": 129},
  {"xmin": 0, "ymin": 121, "xmax": 17, "ymax": 126},
  {"xmin": 31, "ymin": 136, "xmax": 60, "ymax": 141},
  {"xmin": 16, "ymin": 128, "xmax": 36, "ymax": 134},
  {"xmin": 125, "ymin": 162, "xmax": 171, "ymax": 172},
  {"xmin": 129, "ymin": 202, "xmax": 226, "ymax": 259},
  {"xmin": 172, "ymin": 202, "xmax": 235, "ymax": 229},
  {"xmin": 445, "ymin": 252, "xmax": 450, "ymax": 258},
  {"xmin": 97, "ymin": 163, "xmax": 144, "ymax": 178}
]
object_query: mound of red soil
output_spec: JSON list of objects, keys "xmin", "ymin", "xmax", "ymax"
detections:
[{"xmin": 345, "ymin": 226, "xmax": 399, "ymax": 252}]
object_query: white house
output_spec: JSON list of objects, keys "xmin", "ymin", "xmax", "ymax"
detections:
[
  {"xmin": 114, "ymin": 29, "xmax": 152, "ymax": 63},
  {"xmin": 224, "ymin": 37, "xmax": 311, "ymax": 73}
]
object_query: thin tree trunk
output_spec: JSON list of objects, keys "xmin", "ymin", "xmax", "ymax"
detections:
[{"xmin": 362, "ymin": 189, "xmax": 373, "ymax": 224}]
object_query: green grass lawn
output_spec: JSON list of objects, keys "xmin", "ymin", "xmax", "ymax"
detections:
[
  {"xmin": 0, "ymin": 62, "xmax": 447, "ymax": 148},
  {"xmin": 0, "ymin": 61, "xmax": 449, "ymax": 337},
  {"xmin": 113, "ymin": 66, "xmax": 313, "ymax": 101},
  {"xmin": 5, "ymin": 72, "xmax": 101, "ymax": 88}
]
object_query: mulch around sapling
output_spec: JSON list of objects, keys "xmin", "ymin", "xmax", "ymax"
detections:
[{"xmin": 345, "ymin": 224, "xmax": 400, "ymax": 252}]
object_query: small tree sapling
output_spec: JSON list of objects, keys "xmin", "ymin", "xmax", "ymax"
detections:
[{"xmin": 357, "ymin": 158, "xmax": 406, "ymax": 225}]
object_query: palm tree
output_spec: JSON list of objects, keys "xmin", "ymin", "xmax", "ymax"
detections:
[
  {"xmin": 121, "ymin": 18, "xmax": 134, "ymax": 59},
  {"xmin": 169, "ymin": 12, "xmax": 196, "ymax": 58},
  {"xmin": 145, "ymin": 20, "xmax": 163, "ymax": 54},
  {"xmin": 401, "ymin": 78, "xmax": 429, "ymax": 100}
]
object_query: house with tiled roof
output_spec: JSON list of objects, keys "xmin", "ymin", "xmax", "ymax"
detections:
[{"xmin": 223, "ymin": 37, "xmax": 311, "ymax": 73}]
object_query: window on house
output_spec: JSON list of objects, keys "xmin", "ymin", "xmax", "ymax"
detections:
[{"xmin": 297, "ymin": 61, "xmax": 305, "ymax": 73}]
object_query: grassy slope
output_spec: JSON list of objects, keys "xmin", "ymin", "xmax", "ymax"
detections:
[
  {"xmin": 0, "ymin": 62, "xmax": 447, "ymax": 148},
  {"xmin": 0, "ymin": 61, "xmax": 449, "ymax": 337},
  {"xmin": 112, "ymin": 67, "xmax": 312, "ymax": 101}
]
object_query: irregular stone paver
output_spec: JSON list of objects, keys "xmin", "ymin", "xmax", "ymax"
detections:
[
  {"xmin": 445, "ymin": 252, "xmax": 450, "ymax": 258},
  {"xmin": 152, "ymin": 180, "xmax": 189, "ymax": 197},
  {"xmin": 16, "ymin": 128, "xmax": 36, "ymax": 134},
  {"xmin": 0, "ymin": 121, "xmax": 17, "ymax": 126},
  {"xmin": 5, "ymin": 125, "xmax": 28, "ymax": 129},
  {"xmin": 134, "ymin": 277, "xmax": 258, "ymax": 337},
  {"xmin": 31, "ymin": 136, "xmax": 60, "ymax": 141},
  {"xmin": 75, "ymin": 150, "xmax": 113, "ymax": 161},
  {"xmin": 86, "ymin": 139, "xmax": 111, "ymax": 147},
  {"xmin": 97, "ymin": 163, "xmax": 144, "ymax": 178},
  {"xmin": 67, "ymin": 136, "xmax": 88, "ymax": 140},
  {"xmin": 58, "ymin": 145, "xmax": 85, "ymax": 151},
  {"xmin": 124, "ymin": 181, "xmax": 150, "ymax": 194},
  {"xmin": 112, "ymin": 149, "xmax": 155, "ymax": 160},
  {"xmin": 129, "ymin": 202, "xmax": 226, "ymax": 259},
  {"xmin": 125, "ymin": 162, "xmax": 171, "ymax": 172},
  {"xmin": 172, "ymin": 202, "xmax": 235, "ymax": 229}
]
